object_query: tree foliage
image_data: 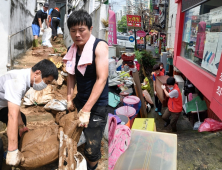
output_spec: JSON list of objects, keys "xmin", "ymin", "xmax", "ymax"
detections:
[{"xmin": 117, "ymin": 16, "xmax": 127, "ymax": 33}]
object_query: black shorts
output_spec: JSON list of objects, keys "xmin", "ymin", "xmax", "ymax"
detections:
[{"xmin": 73, "ymin": 97, "xmax": 108, "ymax": 162}]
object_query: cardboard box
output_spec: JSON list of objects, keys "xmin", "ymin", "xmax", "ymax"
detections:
[{"xmin": 132, "ymin": 118, "xmax": 155, "ymax": 131}]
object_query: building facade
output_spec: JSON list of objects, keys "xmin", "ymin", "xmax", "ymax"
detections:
[
  {"xmin": 166, "ymin": 0, "xmax": 177, "ymax": 50},
  {"xmin": 173, "ymin": 0, "xmax": 222, "ymax": 120}
]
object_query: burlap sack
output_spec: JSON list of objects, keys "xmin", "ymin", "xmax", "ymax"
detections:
[
  {"xmin": 20, "ymin": 111, "xmax": 82, "ymax": 169},
  {"xmin": 23, "ymin": 85, "xmax": 55, "ymax": 105},
  {"xmin": 21, "ymin": 135, "xmax": 59, "ymax": 168},
  {"xmin": 20, "ymin": 126, "xmax": 59, "ymax": 169}
]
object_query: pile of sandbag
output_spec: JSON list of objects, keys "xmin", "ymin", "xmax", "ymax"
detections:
[
  {"xmin": 49, "ymin": 56, "xmax": 68, "ymax": 87},
  {"xmin": 20, "ymin": 110, "xmax": 86, "ymax": 169},
  {"xmin": 23, "ymin": 85, "xmax": 55, "ymax": 106},
  {"xmin": 23, "ymin": 84, "xmax": 70, "ymax": 113},
  {"xmin": 44, "ymin": 99, "xmax": 67, "ymax": 114}
]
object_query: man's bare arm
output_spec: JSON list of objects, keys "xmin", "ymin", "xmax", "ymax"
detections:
[
  {"xmin": 7, "ymin": 102, "xmax": 20, "ymax": 151},
  {"xmin": 82, "ymin": 41, "xmax": 108, "ymax": 112},
  {"xmin": 67, "ymin": 74, "xmax": 76, "ymax": 102}
]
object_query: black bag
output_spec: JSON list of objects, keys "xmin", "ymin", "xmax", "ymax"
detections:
[{"xmin": 184, "ymin": 79, "xmax": 195, "ymax": 96}]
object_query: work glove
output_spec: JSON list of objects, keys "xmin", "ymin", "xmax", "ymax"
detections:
[
  {"xmin": 161, "ymin": 85, "xmax": 166, "ymax": 90},
  {"xmin": 154, "ymin": 91, "xmax": 157, "ymax": 95},
  {"xmin": 78, "ymin": 109, "xmax": 91, "ymax": 128},
  {"xmin": 67, "ymin": 100, "xmax": 75, "ymax": 112},
  {"xmin": 6, "ymin": 149, "xmax": 24, "ymax": 166}
]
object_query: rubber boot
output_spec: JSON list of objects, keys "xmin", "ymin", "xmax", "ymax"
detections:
[{"xmin": 33, "ymin": 39, "xmax": 39, "ymax": 47}]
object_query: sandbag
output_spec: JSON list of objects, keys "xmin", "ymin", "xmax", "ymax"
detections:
[
  {"xmin": 56, "ymin": 111, "xmax": 86, "ymax": 147},
  {"xmin": 44, "ymin": 99, "xmax": 67, "ymax": 112},
  {"xmin": 42, "ymin": 28, "xmax": 52, "ymax": 47},
  {"xmin": 55, "ymin": 111, "xmax": 66, "ymax": 124},
  {"xmin": 59, "ymin": 110, "xmax": 77, "ymax": 128},
  {"xmin": 20, "ymin": 126, "xmax": 59, "ymax": 169},
  {"xmin": 21, "ymin": 135, "xmax": 59, "ymax": 169},
  {"xmin": 57, "ymin": 27, "xmax": 63, "ymax": 34},
  {"xmin": 20, "ymin": 111, "xmax": 84, "ymax": 169},
  {"xmin": 20, "ymin": 125, "xmax": 58, "ymax": 153},
  {"xmin": 57, "ymin": 74, "xmax": 64, "ymax": 85},
  {"xmin": 23, "ymin": 85, "xmax": 55, "ymax": 106}
]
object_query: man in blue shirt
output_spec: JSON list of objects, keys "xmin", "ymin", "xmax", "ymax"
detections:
[
  {"xmin": 48, "ymin": 7, "xmax": 61, "ymax": 41},
  {"xmin": 32, "ymin": 3, "xmax": 49, "ymax": 47}
]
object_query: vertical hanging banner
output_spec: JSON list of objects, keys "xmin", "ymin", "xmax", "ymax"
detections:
[
  {"xmin": 182, "ymin": 0, "xmax": 209, "ymax": 12},
  {"xmin": 108, "ymin": 9, "xmax": 117, "ymax": 46},
  {"xmin": 126, "ymin": 15, "xmax": 142, "ymax": 28}
]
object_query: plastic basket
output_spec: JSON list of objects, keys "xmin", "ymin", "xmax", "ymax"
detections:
[{"xmin": 121, "ymin": 53, "xmax": 135, "ymax": 61}]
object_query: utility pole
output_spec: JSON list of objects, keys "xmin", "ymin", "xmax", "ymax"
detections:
[{"xmin": 134, "ymin": 29, "xmax": 137, "ymax": 51}]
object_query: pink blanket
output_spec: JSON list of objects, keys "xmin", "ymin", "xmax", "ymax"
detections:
[
  {"xmin": 63, "ymin": 34, "xmax": 96, "ymax": 76},
  {"xmin": 108, "ymin": 117, "xmax": 131, "ymax": 170}
]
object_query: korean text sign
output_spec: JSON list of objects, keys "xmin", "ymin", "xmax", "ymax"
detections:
[
  {"xmin": 126, "ymin": 15, "xmax": 141, "ymax": 28},
  {"xmin": 213, "ymin": 52, "xmax": 222, "ymax": 103},
  {"xmin": 108, "ymin": 10, "xmax": 117, "ymax": 46}
]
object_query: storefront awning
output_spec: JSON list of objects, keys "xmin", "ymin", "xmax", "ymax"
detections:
[{"xmin": 182, "ymin": 0, "xmax": 209, "ymax": 12}]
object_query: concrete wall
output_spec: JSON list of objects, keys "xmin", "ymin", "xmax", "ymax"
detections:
[
  {"xmin": 166, "ymin": 0, "xmax": 177, "ymax": 50},
  {"xmin": 9, "ymin": 0, "xmax": 36, "ymax": 66},
  {"xmin": 0, "ymin": 0, "xmax": 35, "ymax": 75},
  {"xmin": 0, "ymin": 0, "xmax": 11, "ymax": 75}
]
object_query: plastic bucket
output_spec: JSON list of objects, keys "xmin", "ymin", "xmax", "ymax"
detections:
[
  {"xmin": 116, "ymin": 106, "xmax": 136, "ymax": 118},
  {"xmin": 119, "ymin": 91, "xmax": 130, "ymax": 103},
  {"xmin": 115, "ymin": 106, "xmax": 138, "ymax": 129},
  {"xmin": 123, "ymin": 96, "xmax": 140, "ymax": 111}
]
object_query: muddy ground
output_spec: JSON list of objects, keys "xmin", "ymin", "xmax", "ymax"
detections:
[{"xmin": 1, "ymin": 37, "xmax": 108, "ymax": 170}]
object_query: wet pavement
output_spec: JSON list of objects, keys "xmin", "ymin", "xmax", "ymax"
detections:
[{"xmin": 148, "ymin": 91, "xmax": 222, "ymax": 170}]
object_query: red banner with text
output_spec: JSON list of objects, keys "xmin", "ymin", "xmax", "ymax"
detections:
[{"xmin": 126, "ymin": 15, "xmax": 142, "ymax": 28}]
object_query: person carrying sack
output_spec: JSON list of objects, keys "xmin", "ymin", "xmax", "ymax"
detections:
[
  {"xmin": 32, "ymin": 3, "xmax": 49, "ymax": 47},
  {"xmin": 48, "ymin": 7, "xmax": 61, "ymax": 41},
  {"xmin": 63, "ymin": 9, "xmax": 108, "ymax": 170},
  {"xmin": 0, "ymin": 59, "xmax": 58, "ymax": 168},
  {"xmin": 161, "ymin": 77, "xmax": 183, "ymax": 132}
]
